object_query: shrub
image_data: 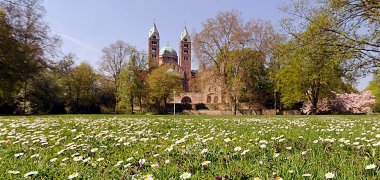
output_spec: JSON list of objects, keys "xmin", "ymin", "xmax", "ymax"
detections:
[{"xmin": 195, "ymin": 103, "xmax": 207, "ymax": 110}]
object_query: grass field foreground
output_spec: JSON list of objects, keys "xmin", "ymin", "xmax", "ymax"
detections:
[{"xmin": 0, "ymin": 115, "xmax": 379, "ymax": 179}]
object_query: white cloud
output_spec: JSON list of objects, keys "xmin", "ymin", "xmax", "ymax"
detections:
[{"xmin": 59, "ymin": 34, "xmax": 101, "ymax": 56}]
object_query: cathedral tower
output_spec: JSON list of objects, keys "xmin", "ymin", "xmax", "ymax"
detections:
[
  {"xmin": 179, "ymin": 26, "xmax": 191, "ymax": 90},
  {"xmin": 148, "ymin": 23, "xmax": 160, "ymax": 69}
]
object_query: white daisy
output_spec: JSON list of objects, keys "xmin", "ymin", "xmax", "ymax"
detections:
[
  {"xmin": 7, "ymin": 170, "xmax": 20, "ymax": 174},
  {"xmin": 180, "ymin": 172, "xmax": 191, "ymax": 179},
  {"xmin": 325, "ymin": 172, "xmax": 335, "ymax": 179},
  {"xmin": 201, "ymin": 160, "xmax": 211, "ymax": 166},
  {"xmin": 90, "ymin": 148, "xmax": 98, "ymax": 153},
  {"xmin": 68, "ymin": 172, "xmax": 79, "ymax": 179},
  {"xmin": 24, "ymin": 171, "xmax": 38, "ymax": 178},
  {"xmin": 365, "ymin": 164, "xmax": 377, "ymax": 170},
  {"xmin": 200, "ymin": 148, "xmax": 208, "ymax": 154}
]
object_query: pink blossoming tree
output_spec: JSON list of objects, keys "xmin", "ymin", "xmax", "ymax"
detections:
[{"xmin": 302, "ymin": 91, "xmax": 376, "ymax": 114}]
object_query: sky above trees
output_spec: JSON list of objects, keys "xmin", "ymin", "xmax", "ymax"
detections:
[{"xmin": 42, "ymin": 0, "xmax": 371, "ymax": 90}]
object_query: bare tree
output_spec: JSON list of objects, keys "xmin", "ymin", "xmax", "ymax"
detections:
[
  {"xmin": 327, "ymin": 0, "xmax": 380, "ymax": 71},
  {"xmin": 193, "ymin": 10, "xmax": 281, "ymax": 114},
  {"xmin": 100, "ymin": 40, "xmax": 135, "ymax": 112}
]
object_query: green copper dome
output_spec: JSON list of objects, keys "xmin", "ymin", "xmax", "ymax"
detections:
[{"xmin": 159, "ymin": 45, "xmax": 177, "ymax": 56}]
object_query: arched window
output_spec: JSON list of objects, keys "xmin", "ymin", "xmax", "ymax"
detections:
[
  {"xmin": 181, "ymin": 96, "xmax": 192, "ymax": 104},
  {"xmin": 214, "ymin": 96, "xmax": 218, "ymax": 103},
  {"xmin": 207, "ymin": 96, "xmax": 211, "ymax": 103}
]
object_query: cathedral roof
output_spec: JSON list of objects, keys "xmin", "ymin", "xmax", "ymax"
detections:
[
  {"xmin": 149, "ymin": 23, "xmax": 159, "ymax": 38},
  {"xmin": 159, "ymin": 45, "xmax": 177, "ymax": 56},
  {"xmin": 180, "ymin": 26, "xmax": 190, "ymax": 41}
]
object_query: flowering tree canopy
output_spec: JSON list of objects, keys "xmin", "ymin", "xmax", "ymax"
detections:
[{"xmin": 302, "ymin": 91, "xmax": 376, "ymax": 114}]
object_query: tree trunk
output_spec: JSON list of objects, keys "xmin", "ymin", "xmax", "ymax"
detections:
[
  {"xmin": 230, "ymin": 96, "xmax": 238, "ymax": 115},
  {"xmin": 129, "ymin": 92, "xmax": 135, "ymax": 114},
  {"xmin": 311, "ymin": 98, "xmax": 318, "ymax": 115},
  {"xmin": 114, "ymin": 80, "xmax": 118, "ymax": 113},
  {"xmin": 156, "ymin": 100, "xmax": 160, "ymax": 114},
  {"xmin": 163, "ymin": 99, "xmax": 167, "ymax": 114},
  {"xmin": 311, "ymin": 81, "xmax": 320, "ymax": 115},
  {"xmin": 234, "ymin": 104, "xmax": 237, "ymax": 115},
  {"xmin": 114, "ymin": 91, "xmax": 118, "ymax": 113},
  {"xmin": 139, "ymin": 94, "xmax": 143, "ymax": 114},
  {"xmin": 130, "ymin": 92, "xmax": 134, "ymax": 114},
  {"xmin": 274, "ymin": 90, "xmax": 277, "ymax": 113},
  {"xmin": 23, "ymin": 81, "xmax": 27, "ymax": 114}
]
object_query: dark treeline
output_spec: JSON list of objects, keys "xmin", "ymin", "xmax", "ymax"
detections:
[{"xmin": 1, "ymin": 0, "xmax": 379, "ymax": 115}]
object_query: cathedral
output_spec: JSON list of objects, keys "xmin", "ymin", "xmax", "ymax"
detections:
[
  {"xmin": 147, "ymin": 23, "xmax": 226, "ymax": 109},
  {"xmin": 148, "ymin": 23, "xmax": 191, "ymax": 91}
]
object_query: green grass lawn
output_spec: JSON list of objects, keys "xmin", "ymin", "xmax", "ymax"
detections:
[{"xmin": 0, "ymin": 115, "xmax": 379, "ymax": 179}]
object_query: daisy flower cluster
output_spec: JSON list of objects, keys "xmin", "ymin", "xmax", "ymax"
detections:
[{"xmin": 0, "ymin": 116, "xmax": 378, "ymax": 179}]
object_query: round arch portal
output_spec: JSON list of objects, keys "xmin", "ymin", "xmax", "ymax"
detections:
[{"xmin": 181, "ymin": 96, "xmax": 192, "ymax": 104}]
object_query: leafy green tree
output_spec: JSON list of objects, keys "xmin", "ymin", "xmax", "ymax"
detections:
[
  {"xmin": 0, "ymin": 8, "xmax": 38, "ymax": 114},
  {"xmin": 97, "ymin": 77, "xmax": 117, "ymax": 113},
  {"xmin": 277, "ymin": 14, "xmax": 353, "ymax": 114},
  {"xmin": 66, "ymin": 63, "xmax": 100, "ymax": 114},
  {"xmin": 0, "ymin": 0, "xmax": 60, "ymax": 114},
  {"xmin": 26, "ymin": 72, "xmax": 66, "ymax": 114},
  {"xmin": 235, "ymin": 49, "xmax": 273, "ymax": 113},
  {"xmin": 282, "ymin": 0, "xmax": 379, "ymax": 77},
  {"xmin": 225, "ymin": 49, "xmax": 273, "ymax": 114},
  {"xmin": 268, "ymin": 43, "xmax": 288, "ymax": 112},
  {"xmin": 367, "ymin": 71, "xmax": 380, "ymax": 112},
  {"xmin": 147, "ymin": 65, "xmax": 182, "ymax": 114},
  {"xmin": 118, "ymin": 51, "xmax": 147, "ymax": 114}
]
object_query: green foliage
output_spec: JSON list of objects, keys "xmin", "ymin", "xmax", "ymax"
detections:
[
  {"xmin": 118, "ymin": 52, "xmax": 147, "ymax": 114},
  {"xmin": 147, "ymin": 65, "xmax": 183, "ymax": 113},
  {"xmin": 0, "ymin": 10, "xmax": 37, "ymax": 99},
  {"xmin": 97, "ymin": 77, "xmax": 116, "ymax": 113},
  {"xmin": 195, "ymin": 103, "xmax": 207, "ymax": 110},
  {"xmin": 0, "ymin": 0, "xmax": 60, "ymax": 114},
  {"xmin": 59, "ymin": 63, "xmax": 101, "ymax": 114},
  {"xmin": 226, "ymin": 49, "xmax": 273, "ymax": 110},
  {"xmin": 276, "ymin": 13, "xmax": 353, "ymax": 113},
  {"xmin": 26, "ymin": 72, "xmax": 66, "ymax": 114},
  {"xmin": 367, "ymin": 70, "xmax": 380, "ymax": 112}
]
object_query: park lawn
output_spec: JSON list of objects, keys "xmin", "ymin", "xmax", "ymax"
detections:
[{"xmin": 0, "ymin": 115, "xmax": 379, "ymax": 179}]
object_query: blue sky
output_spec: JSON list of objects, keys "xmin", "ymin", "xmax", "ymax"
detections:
[{"xmin": 42, "ymin": 0, "xmax": 371, "ymax": 90}]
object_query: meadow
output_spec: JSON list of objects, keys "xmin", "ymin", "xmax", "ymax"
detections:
[{"xmin": 0, "ymin": 115, "xmax": 379, "ymax": 179}]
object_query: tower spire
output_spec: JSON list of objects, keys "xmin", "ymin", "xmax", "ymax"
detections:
[
  {"xmin": 179, "ymin": 26, "xmax": 191, "ymax": 91},
  {"xmin": 180, "ymin": 26, "xmax": 190, "ymax": 41},
  {"xmin": 149, "ymin": 23, "xmax": 159, "ymax": 38},
  {"xmin": 148, "ymin": 23, "xmax": 160, "ymax": 69}
]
